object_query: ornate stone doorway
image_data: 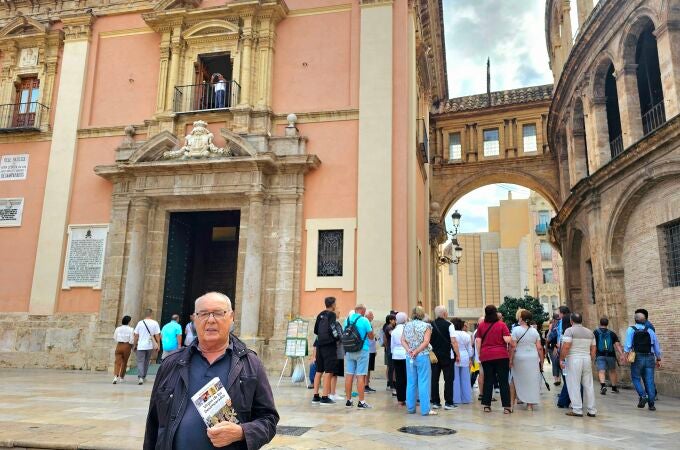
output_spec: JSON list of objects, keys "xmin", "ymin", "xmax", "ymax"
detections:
[
  {"xmin": 160, "ymin": 210, "xmax": 240, "ymax": 328},
  {"xmin": 89, "ymin": 122, "xmax": 320, "ymax": 370}
]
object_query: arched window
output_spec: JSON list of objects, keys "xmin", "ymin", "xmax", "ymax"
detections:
[
  {"xmin": 636, "ymin": 22, "xmax": 665, "ymax": 134},
  {"xmin": 604, "ymin": 64, "xmax": 623, "ymax": 157}
]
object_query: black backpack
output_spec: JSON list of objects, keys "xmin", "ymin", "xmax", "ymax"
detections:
[
  {"xmin": 342, "ymin": 315, "xmax": 366, "ymax": 353},
  {"xmin": 631, "ymin": 326, "xmax": 652, "ymax": 354},
  {"xmin": 316, "ymin": 312, "xmax": 337, "ymax": 346}
]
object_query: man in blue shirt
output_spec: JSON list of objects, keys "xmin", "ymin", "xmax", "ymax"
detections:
[
  {"xmin": 624, "ymin": 312, "xmax": 662, "ymax": 411},
  {"xmin": 160, "ymin": 314, "xmax": 183, "ymax": 360},
  {"xmin": 343, "ymin": 304, "xmax": 374, "ymax": 409}
]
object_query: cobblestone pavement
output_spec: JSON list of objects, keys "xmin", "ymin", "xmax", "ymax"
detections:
[{"xmin": 0, "ymin": 368, "xmax": 679, "ymax": 449}]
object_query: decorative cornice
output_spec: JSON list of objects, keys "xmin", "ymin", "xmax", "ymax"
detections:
[
  {"xmin": 288, "ymin": 4, "xmax": 351, "ymax": 17},
  {"xmin": 273, "ymin": 109, "xmax": 358, "ymax": 125},
  {"xmin": 360, "ymin": 0, "xmax": 394, "ymax": 7},
  {"xmin": 78, "ymin": 124, "xmax": 147, "ymax": 139}
]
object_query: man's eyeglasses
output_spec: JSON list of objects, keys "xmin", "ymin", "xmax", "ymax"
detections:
[{"xmin": 196, "ymin": 310, "xmax": 229, "ymax": 320}]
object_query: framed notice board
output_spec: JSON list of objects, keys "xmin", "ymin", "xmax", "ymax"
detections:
[{"xmin": 284, "ymin": 318, "xmax": 309, "ymax": 357}]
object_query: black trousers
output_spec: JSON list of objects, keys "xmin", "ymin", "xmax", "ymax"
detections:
[
  {"xmin": 481, "ymin": 358, "xmax": 511, "ymax": 408},
  {"xmin": 431, "ymin": 356, "xmax": 454, "ymax": 405},
  {"xmin": 393, "ymin": 359, "xmax": 407, "ymax": 402},
  {"xmin": 385, "ymin": 350, "xmax": 395, "ymax": 387}
]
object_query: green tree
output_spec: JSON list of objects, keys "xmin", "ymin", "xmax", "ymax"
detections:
[{"xmin": 497, "ymin": 295, "xmax": 549, "ymax": 330}]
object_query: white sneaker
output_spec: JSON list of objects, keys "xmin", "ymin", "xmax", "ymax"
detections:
[
  {"xmin": 334, "ymin": 393, "xmax": 345, "ymax": 399},
  {"xmin": 138, "ymin": 378, "xmax": 144, "ymax": 385},
  {"xmin": 329, "ymin": 395, "xmax": 337, "ymax": 401},
  {"xmin": 112, "ymin": 376, "xmax": 118, "ymax": 384}
]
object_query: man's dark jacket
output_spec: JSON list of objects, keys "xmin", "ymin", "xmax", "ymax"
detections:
[{"xmin": 143, "ymin": 334, "xmax": 279, "ymax": 450}]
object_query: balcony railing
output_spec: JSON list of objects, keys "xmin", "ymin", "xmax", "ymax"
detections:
[
  {"xmin": 173, "ymin": 81, "xmax": 240, "ymax": 113},
  {"xmin": 610, "ymin": 135, "xmax": 624, "ymax": 159},
  {"xmin": 642, "ymin": 101, "xmax": 666, "ymax": 136},
  {"xmin": 535, "ymin": 223, "xmax": 548, "ymax": 235},
  {"xmin": 0, "ymin": 102, "xmax": 48, "ymax": 131}
]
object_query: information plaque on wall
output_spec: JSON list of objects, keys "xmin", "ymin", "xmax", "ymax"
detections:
[
  {"xmin": 62, "ymin": 224, "xmax": 109, "ymax": 289},
  {"xmin": 0, "ymin": 198, "xmax": 24, "ymax": 227},
  {"xmin": 0, "ymin": 154, "xmax": 29, "ymax": 181},
  {"xmin": 284, "ymin": 318, "xmax": 309, "ymax": 357}
]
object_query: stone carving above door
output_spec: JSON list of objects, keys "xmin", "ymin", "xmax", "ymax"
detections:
[{"xmin": 162, "ymin": 120, "xmax": 230, "ymax": 160}]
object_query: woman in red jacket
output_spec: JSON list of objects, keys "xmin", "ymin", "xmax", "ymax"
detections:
[{"xmin": 475, "ymin": 305, "xmax": 512, "ymax": 413}]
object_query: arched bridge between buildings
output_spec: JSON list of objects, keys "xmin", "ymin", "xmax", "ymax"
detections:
[{"xmin": 430, "ymin": 153, "xmax": 562, "ymax": 222}]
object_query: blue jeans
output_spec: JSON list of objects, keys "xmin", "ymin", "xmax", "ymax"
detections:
[
  {"xmin": 557, "ymin": 375, "xmax": 570, "ymax": 407},
  {"xmin": 631, "ymin": 354, "xmax": 656, "ymax": 403},
  {"xmin": 215, "ymin": 89, "xmax": 226, "ymax": 108},
  {"xmin": 406, "ymin": 353, "xmax": 432, "ymax": 415}
]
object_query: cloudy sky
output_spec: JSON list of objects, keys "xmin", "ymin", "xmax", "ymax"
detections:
[
  {"xmin": 442, "ymin": 0, "xmax": 553, "ymax": 97},
  {"xmin": 440, "ymin": 0, "xmax": 551, "ymax": 232}
]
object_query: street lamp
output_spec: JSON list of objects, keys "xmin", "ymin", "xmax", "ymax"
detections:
[
  {"xmin": 441, "ymin": 211, "xmax": 463, "ymax": 265},
  {"xmin": 524, "ymin": 286, "xmax": 530, "ymax": 297}
]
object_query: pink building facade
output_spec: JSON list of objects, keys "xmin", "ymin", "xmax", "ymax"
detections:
[{"xmin": 0, "ymin": 0, "xmax": 447, "ymax": 370}]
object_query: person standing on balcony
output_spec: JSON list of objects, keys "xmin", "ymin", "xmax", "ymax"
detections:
[{"xmin": 213, "ymin": 73, "xmax": 227, "ymax": 108}]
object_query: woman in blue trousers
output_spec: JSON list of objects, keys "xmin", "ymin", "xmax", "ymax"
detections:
[
  {"xmin": 452, "ymin": 318, "xmax": 473, "ymax": 404},
  {"xmin": 401, "ymin": 306, "xmax": 436, "ymax": 416}
]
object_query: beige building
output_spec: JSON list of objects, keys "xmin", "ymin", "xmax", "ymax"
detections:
[
  {"xmin": 439, "ymin": 191, "xmax": 564, "ymax": 321},
  {"xmin": 546, "ymin": 0, "xmax": 680, "ymax": 395}
]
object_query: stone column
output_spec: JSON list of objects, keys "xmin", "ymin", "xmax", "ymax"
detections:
[
  {"xmin": 585, "ymin": 96, "xmax": 611, "ymax": 170},
  {"xmin": 655, "ymin": 21, "xmax": 680, "ymax": 118},
  {"xmin": 560, "ymin": 1, "xmax": 573, "ymax": 60},
  {"xmin": 572, "ymin": 129, "xmax": 589, "ymax": 179},
  {"xmin": 239, "ymin": 27, "xmax": 253, "ymax": 106},
  {"xmin": 156, "ymin": 33, "xmax": 171, "ymax": 113},
  {"xmin": 239, "ymin": 192, "xmax": 266, "ymax": 339},
  {"xmin": 615, "ymin": 64, "xmax": 643, "ymax": 147},
  {"xmin": 121, "ymin": 197, "xmax": 151, "ymax": 322},
  {"xmin": 29, "ymin": 13, "xmax": 95, "ymax": 315},
  {"xmin": 99, "ymin": 198, "xmax": 130, "ymax": 324},
  {"xmin": 272, "ymin": 194, "xmax": 299, "ymax": 338},
  {"xmin": 165, "ymin": 29, "xmax": 183, "ymax": 113},
  {"xmin": 576, "ymin": 0, "xmax": 592, "ymax": 28}
]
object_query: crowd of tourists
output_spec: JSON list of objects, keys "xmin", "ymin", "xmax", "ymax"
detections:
[
  {"xmin": 310, "ymin": 297, "xmax": 663, "ymax": 417},
  {"xmin": 112, "ymin": 309, "xmax": 199, "ymax": 385}
]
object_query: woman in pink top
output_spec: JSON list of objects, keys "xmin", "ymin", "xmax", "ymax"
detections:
[{"xmin": 475, "ymin": 305, "xmax": 512, "ymax": 413}]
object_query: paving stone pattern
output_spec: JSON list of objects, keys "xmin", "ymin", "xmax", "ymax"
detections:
[{"xmin": 0, "ymin": 369, "xmax": 678, "ymax": 449}]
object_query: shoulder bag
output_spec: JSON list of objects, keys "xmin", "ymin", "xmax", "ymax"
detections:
[
  {"xmin": 627, "ymin": 326, "xmax": 637, "ymax": 363},
  {"xmin": 142, "ymin": 320, "xmax": 159, "ymax": 351}
]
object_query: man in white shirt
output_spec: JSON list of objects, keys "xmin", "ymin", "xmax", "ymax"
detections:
[{"xmin": 133, "ymin": 309, "xmax": 161, "ymax": 385}]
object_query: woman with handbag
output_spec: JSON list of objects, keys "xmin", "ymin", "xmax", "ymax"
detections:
[
  {"xmin": 475, "ymin": 305, "xmax": 512, "ymax": 413},
  {"xmin": 509, "ymin": 309, "xmax": 543, "ymax": 411},
  {"xmin": 401, "ymin": 306, "xmax": 436, "ymax": 416}
]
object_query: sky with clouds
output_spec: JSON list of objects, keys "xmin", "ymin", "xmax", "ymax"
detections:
[
  {"xmin": 442, "ymin": 0, "xmax": 553, "ymax": 97},
  {"xmin": 440, "ymin": 1, "xmax": 552, "ymax": 232}
]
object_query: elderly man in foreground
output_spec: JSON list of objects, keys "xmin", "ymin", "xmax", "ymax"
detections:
[{"xmin": 144, "ymin": 292, "xmax": 279, "ymax": 449}]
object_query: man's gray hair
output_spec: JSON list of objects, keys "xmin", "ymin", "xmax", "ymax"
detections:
[
  {"xmin": 355, "ymin": 303, "xmax": 367, "ymax": 312},
  {"xmin": 396, "ymin": 312, "xmax": 407, "ymax": 324},
  {"xmin": 634, "ymin": 312, "xmax": 646, "ymax": 324},
  {"xmin": 195, "ymin": 292, "xmax": 233, "ymax": 312},
  {"xmin": 434, "ymin": 305, "xmax": 448, "ymax": 319}
]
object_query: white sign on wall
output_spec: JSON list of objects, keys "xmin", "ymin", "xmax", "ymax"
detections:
[
  {"xmin": 0, "ymin": 154, "xmax": 29, "ymax": 181},
  {"xmin": 0, "ymin": 198, "xmax": 24, "ymax": 227},
  {"xmin": 62, "ymin": 224, "xmax": 109, "ymax": 289}
]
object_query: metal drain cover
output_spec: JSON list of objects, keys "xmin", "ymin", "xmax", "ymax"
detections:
[
  {"xmin": 277, "ymin": 426, "xmax": 312, "ymax": 436},
  {"xmin": 398, "ymin": 426, "xmax": 456, "ymax": 436}
]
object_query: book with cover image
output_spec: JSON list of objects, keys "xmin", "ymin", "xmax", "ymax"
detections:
[{"xmin": 191, "ymin": 377, "xmax": 240, "ymax": 427}]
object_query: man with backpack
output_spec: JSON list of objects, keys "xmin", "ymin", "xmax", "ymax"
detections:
[
  {"xmin": 624, "ymin": 312, "xmax": 662, "ymax": 411},
  {"xmin": 312, "ymin": 297, "xmax": 340, "ymax": 406},
  {"xmin": 593, "ymin": 317, "xmax": 623, "ymax": 395},
  {"xmin": 342, "ymin": 304, "xmax": 375, "ymax": 409}
]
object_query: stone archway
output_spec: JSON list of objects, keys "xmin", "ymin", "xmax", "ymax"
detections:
[
  {"xmin": 431, "ymin": 154, "xmax": 562, "ymax": 221},
  {"xmin": 89, "ymin": 121, "xmax": 319, "ymax": 370}
]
